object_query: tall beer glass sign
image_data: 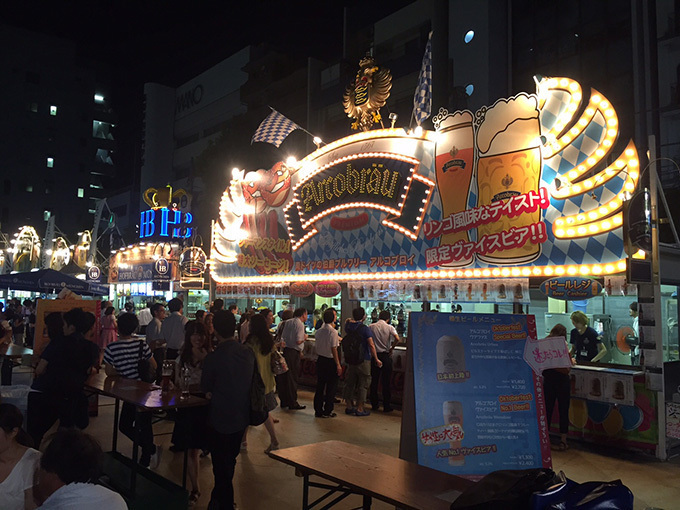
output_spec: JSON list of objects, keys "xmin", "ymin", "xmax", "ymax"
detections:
[
  {"xmin": 475, "ymin": 94, "xmax": 543, "ymax": 264},
  {"xmin": 434, "ymin": 111, "xmax": 475, "ymax": 266}
]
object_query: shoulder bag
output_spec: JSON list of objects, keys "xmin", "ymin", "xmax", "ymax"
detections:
[
  {"xmin": 137, "ymin": 341, "xmax": 156, "ymax": 383},
  {"xmin": 271, "ymin": 348, "xmax": 289, "ymax": 375}
]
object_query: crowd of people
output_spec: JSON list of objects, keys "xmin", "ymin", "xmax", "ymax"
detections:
[
  {"xmin": 0, "ymin": 290, "xmax": 631, "ymax": 508},
  {"xmin": 0, "ymin": 298, "xmax": 37, "ymax": 348},
  {"xmin": 0, "ymin": 295, "xmax": 401, "ymax": 510}
]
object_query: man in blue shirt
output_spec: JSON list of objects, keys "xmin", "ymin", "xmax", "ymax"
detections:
[{"xmin": 343, "ymin": 307, "xmax": 382, "ymax": 417}]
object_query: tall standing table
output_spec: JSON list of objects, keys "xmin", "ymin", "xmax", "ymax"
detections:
[
  {"xmin": 84, "ymin": 372, "xmax": 208, "ymax": 495},
  {"xmin": 1, "ymin": 344, "xmax": 32, "ymax": 385}
]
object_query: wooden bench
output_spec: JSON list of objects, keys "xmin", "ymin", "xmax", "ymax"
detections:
[{"xmin": 268, "ymin": 440, "xmax": 474, "ymax": 510}]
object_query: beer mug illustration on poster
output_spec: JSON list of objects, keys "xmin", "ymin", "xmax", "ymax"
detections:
[
  {"xmin": 434, "ymin": 110, "xmax": 475, "ymax": 267},
  {"xmin": 436, "ymin": 335, "xmax": 465, "ymax": 382},
  {"xmin": 443, "ymin": 401, "xmax": 465, "ymax": 466},
  {"xmin": 475, "ymin": 93, "xmax": 543, "ymax": 264}
]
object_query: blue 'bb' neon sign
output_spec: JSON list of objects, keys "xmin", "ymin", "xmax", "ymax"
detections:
[{"xmin": 139, "ymin": 208, "xmax": 193, "ymax": 239}]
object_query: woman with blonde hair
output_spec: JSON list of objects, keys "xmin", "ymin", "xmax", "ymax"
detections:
[{"xmin": 569, "ymin": 311, "xmax": 607, "ymax": 363}]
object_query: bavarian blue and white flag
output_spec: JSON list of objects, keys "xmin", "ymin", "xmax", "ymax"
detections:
[
  {"xmin": 412, "ymin": 32, "xmax": 433, "ymax": 126},
  {"xmin": 251, "ymin": 109, "xmax": 301, "ymax": 147}
]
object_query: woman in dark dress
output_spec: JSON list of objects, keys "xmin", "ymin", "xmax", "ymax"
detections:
[{"xmin": 173, "ymin": 321, "xmax": 212, "ymax": 504}]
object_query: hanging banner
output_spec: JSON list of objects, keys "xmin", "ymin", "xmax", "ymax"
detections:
[
  {"xmin": 315, "ymin": 281, "xmax": 341, "ymax": 298},
  {"xmin": 211, "ymin": 76, "xmax": 639, "ymax": 283},
  {"xmin": 539, "ymin": 277, "xmax": 603, "ymax": 300},
  {"xmin": 410, "ymin": 312, "xmax": 551, "ymax": 479},
  {"xmin": 290, "ymin": 281, "xmax": 314, "ymax": 297}
]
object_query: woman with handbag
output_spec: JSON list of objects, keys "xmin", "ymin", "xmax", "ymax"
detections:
[
  {"xmin": 244, "ymin": 314, "xmax": 280, "ymax": 454},
  {"xmin": 173, "ymin": 321, "xmax": 212, "ymax": 505}
]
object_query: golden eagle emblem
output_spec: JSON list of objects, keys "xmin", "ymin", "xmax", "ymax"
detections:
[{"xmin": 342, "ymin": 55, "xmax": 392, "ymax": 131}]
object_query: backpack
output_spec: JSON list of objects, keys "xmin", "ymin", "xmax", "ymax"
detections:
[{"xmin": 342, "ymin": 327, "xmax": 365, "ymax": 365}]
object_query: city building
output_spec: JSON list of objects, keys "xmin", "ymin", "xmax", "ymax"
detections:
[{"xmin": 0, "ymin": 23, "xmax": 118, "ymax": 239}]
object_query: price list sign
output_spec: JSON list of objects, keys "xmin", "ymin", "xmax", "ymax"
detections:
[{"xmin": 411, "ymin": 312, "xmax": 552, "ymax": 478}]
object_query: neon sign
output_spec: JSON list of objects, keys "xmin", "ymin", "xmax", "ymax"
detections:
[{"xmin": 139, "ymin": 208, "xmax": 193, "ymax": 239}]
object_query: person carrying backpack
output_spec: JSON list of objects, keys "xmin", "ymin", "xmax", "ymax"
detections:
[{"xmin": 342, "ymin": 307, "xmax": 382, "ymax": 416}]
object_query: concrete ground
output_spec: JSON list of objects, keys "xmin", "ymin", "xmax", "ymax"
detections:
[{"xmin": 72, "ymin": 388, "xmax": 680, "ymax": 510}]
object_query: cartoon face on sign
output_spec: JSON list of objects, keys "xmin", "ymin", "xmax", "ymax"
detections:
[{"xmin": 241, "ymin": 161, "xmax": 293, "ymax": 213}]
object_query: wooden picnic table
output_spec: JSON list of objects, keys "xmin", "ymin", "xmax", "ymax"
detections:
[{"xmin": 268, "ymin": 440, "xmax": 474, "ymax": 510}]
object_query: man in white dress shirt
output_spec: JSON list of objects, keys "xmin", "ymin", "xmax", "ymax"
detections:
[
  {"xmin": 368, "ymin": 310, "xmax": 400, "ymax": 412},
  {"xmin": 279, "ymin": 308, "xmax": 308, "ymax": 410},
  {"xmin": 313, "ymin": 308, "xmax": 342, "ymax": 418}
]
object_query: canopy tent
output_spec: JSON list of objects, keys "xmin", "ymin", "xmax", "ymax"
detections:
[
  {"xmin": 59, "ymin": 259, "xmax": 87, "ymax": 276},
  {"xmin": 0, "ymin": 269, "xmax": 108, "ymax": 296}
]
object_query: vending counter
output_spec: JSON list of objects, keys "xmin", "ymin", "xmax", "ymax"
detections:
[
  {"xmin": 298, "ymin": 339, "xmax": 407, "ymax": 407},
  {"xmin": 550, "ymin": 365, "xmax": 658, "ymax": 452}
]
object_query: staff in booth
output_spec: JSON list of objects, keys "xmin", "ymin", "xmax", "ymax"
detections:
[
  {"xmin": 542, "ymin": 324, "xmax": 573, "ymax": 452},
  {"xmin": 569, "ymin": 311, "xmax": 607, "ymax": 364}
]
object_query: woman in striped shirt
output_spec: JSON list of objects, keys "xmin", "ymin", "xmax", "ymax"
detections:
[{"xmin": 103, "ymin": 313, "xmax": 161, "ymax": 469}]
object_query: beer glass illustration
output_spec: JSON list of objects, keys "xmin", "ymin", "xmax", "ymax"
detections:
[
  {"xmin": 476, "ymin": 93, "xmax": 543, "ymax": 264},
  {"xmin": 443, "ymin": 401, "xmax": 465, "ymax": 466},
  {"xmin": 435, "ymin": 111, "xmax": 475, "ymax": 267},
  {"xmin": 436, "ymin": 335, "xmax": 466, "ymax": 382}
]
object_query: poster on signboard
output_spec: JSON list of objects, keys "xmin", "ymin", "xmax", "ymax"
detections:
[{"xmin": 409, "ymin": 311, "xmax": 551, "ymax": 478}]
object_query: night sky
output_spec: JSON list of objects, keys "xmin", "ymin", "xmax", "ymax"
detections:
[
  {"xmin": 3, "ymin": 1, "xmax": 395, "ymax": 85},
  {"xmin": 2, "ymin": 1, "xmax": 414, "ymax": 187}
]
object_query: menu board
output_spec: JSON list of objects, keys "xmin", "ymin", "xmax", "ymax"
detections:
[{"xmin": 410, "ymin": 312, "xmax": 551, "ymax": 478}]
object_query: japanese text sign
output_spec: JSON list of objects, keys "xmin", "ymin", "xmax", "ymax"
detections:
[
  {"xmin": 410, "ymin": 312, "xmax": 551, "ymax": 479},
  {"xmin": 523, "ymin": 335, "xmax": 572, "ymax": 374}
]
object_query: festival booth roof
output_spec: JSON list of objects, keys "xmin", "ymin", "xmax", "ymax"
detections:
[
  {"xmin": 59, "ymin": 259, "xmax": 86, "ymax": 276},
  {"xmin": 0, "ymin": 269, "xmax": 109, "ymax": 296}
]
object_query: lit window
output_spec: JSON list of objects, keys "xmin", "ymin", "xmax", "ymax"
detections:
[
  {"xmin": 46, "ymin": 157, "xmax": 54, "ymax": 168},
  {"xmin": 465, "ymin": 84, "xmax": 474, "ymax": 96},
  {"xmin": 50, "ymin": 105, "xmax": 58, "ymax": 116},
  {"xmin": 94, "ymin": 94, "xmax": 105, "ymax": 103},
  {"xmin": 44, "ymin": 210, "xmax": 51, "ymax": 221},
  {"xmin": 77, "ymin": 188, "xmax": 84, "ymax": 198},
  {"xmin": 464, "ymin": 30, "xmax": 475, "ymax": 44},
  {"xmin": 26, "ymin": 185, "xmax": 33, "ymax": 193},
  {"xmin": 88, "ymin": 209, "xmax": 96, "ymax": 214}
]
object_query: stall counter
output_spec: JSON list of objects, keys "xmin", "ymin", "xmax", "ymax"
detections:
[{"xmin": 549, "ymin": 365, "xmax": 658, "ymax": 452}]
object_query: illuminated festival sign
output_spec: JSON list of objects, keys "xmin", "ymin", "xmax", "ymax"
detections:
[
  {"xmin": 139, "ymin": 208, "xmax": 193, "ymax": 239},
  {"xmin": 139, "ymin": 185, "xmax": 193, "ymax": 240},
  {"xmin": 210, "ymin": 76, "xmax": 639, "ymax": 283}
]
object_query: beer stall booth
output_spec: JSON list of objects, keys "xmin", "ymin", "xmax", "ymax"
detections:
[
  {"xmin": 209, "ymin": 72, "xmax": 672, "ymax": 458},
  {"xmin": 108, "ymin": 186, "xmax": 210, "ymax": 316}
]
